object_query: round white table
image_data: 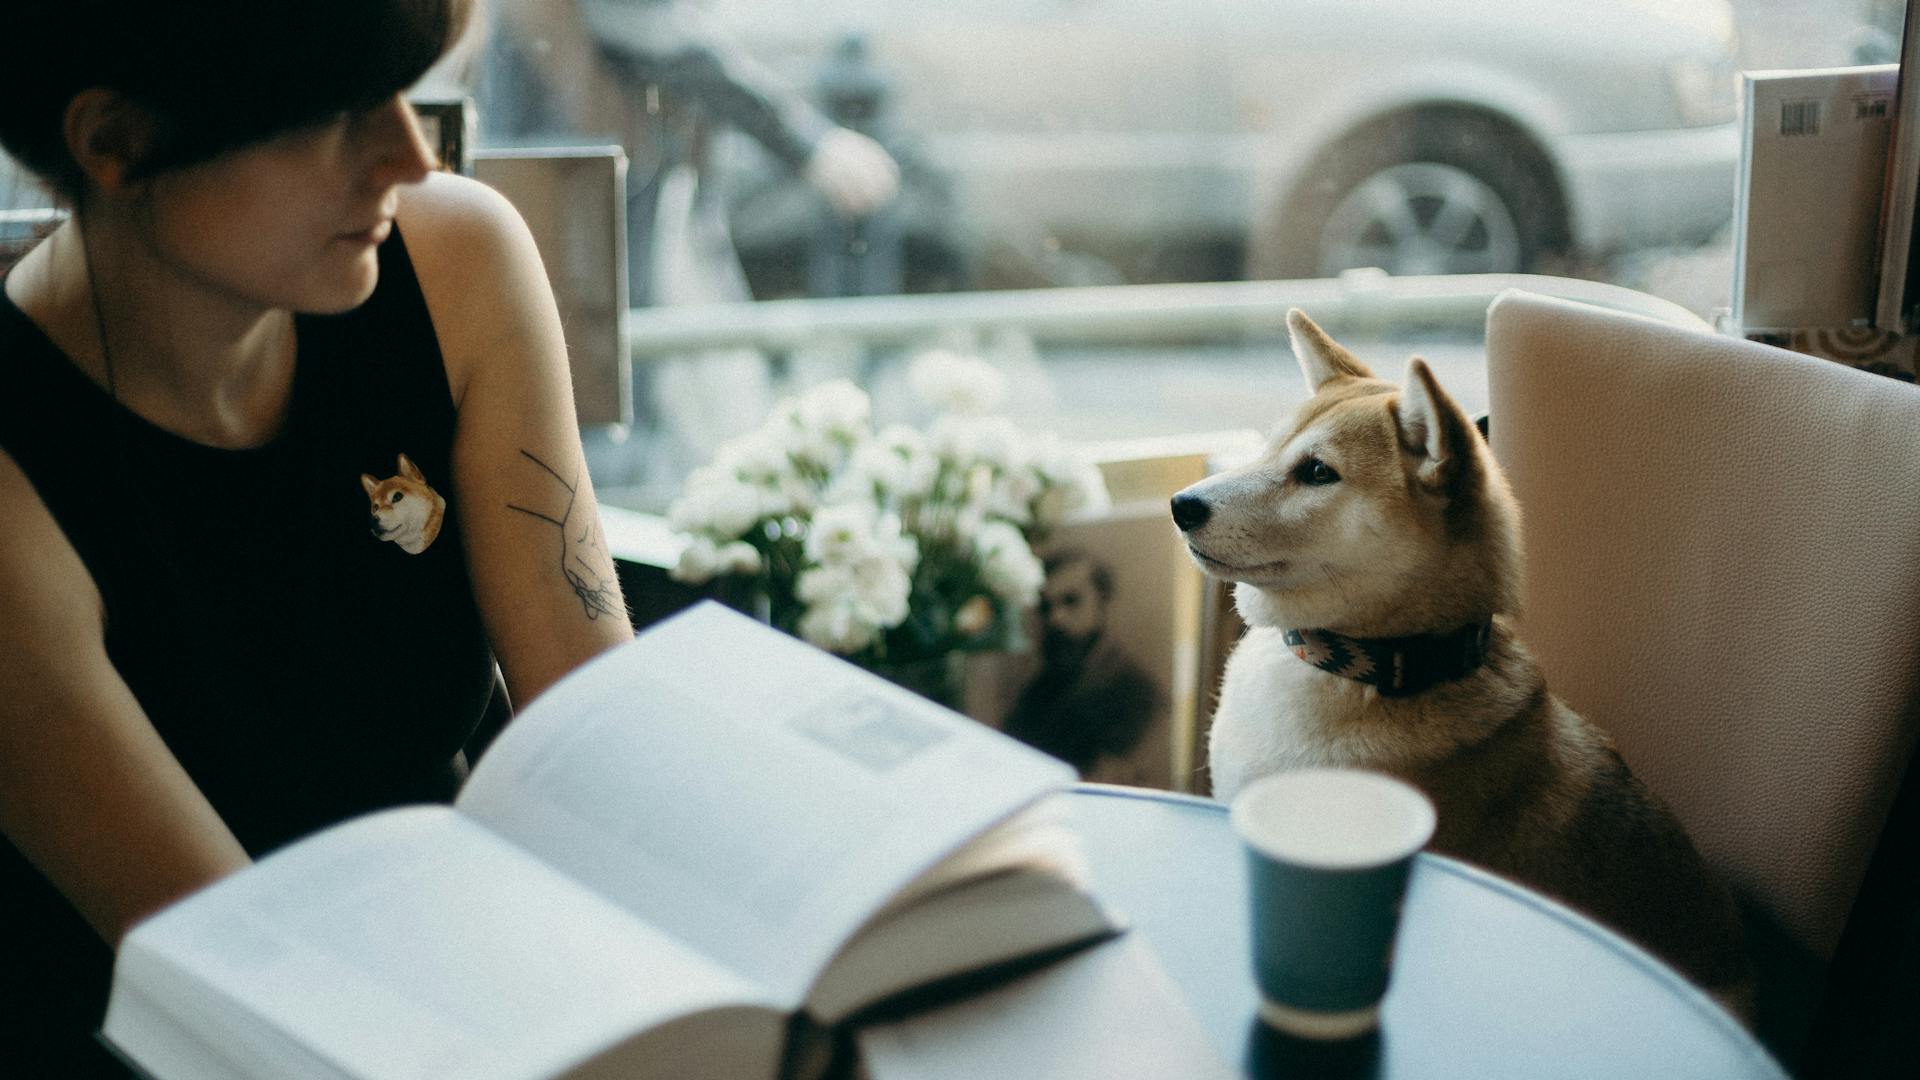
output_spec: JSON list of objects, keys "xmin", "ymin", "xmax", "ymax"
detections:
[{"xmin": 1064, "ymin": 784, "xmax": 1790, "ymax": 1079}]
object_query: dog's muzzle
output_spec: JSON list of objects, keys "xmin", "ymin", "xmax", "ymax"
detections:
[{"xmin": 1171, "ymin": 492, "xmax": 1211, "ymax": 532}]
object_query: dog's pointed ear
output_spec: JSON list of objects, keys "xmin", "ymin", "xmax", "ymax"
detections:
[
  {"xmin": 1396, "ymin": 357, "xmax": 1475, "ymax": 490},
  {"xmin": 398, "ymin": 454, "xmax": 425, "ymax": 483},
  {"xmin": 1288, "ymin": 308, "xmax": 1374, "ymax": 391},
  {"xmin": 361, "ymin": 473, "xmax": 380, "ymax": 498}
]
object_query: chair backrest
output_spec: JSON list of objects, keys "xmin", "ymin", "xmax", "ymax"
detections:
[{"xmin": 1484, "ymin": 290, "xmax": 1920, "ymax": 1056}]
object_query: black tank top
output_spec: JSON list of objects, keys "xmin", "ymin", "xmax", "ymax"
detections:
[{"xmin": 0, "ymin": 230, "xmax": 494, "ymax": 1076}]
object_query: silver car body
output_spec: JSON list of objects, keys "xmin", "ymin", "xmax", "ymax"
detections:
[{"xmin": 712, "ymin": 0, "xmax": 1739, "ymax": 272}]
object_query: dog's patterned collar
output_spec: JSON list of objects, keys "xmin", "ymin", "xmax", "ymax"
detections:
[{"xmin": 1283, "ymin": 621, "xmax": 1493, "ymax": 697}]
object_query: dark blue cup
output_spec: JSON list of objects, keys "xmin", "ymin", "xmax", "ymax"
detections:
[{"xmin": 1230, "ymin": 769, "xmax": 1435, "ymax": 1039}]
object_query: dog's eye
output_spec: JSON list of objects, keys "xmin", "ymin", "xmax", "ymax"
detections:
[
  {"xmin": 1296, "ymin": 457, "xmax": 1340, "ymax": 487},
  {"xmin": 390, "ymin": 491, "xmax": 404, "ymax": 504}
]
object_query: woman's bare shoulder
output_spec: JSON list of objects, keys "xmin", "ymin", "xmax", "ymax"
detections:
[
  {"xmin": 393, "ymin": 172, "xmax": 559, "ymax": 406},
  {"xmin": 395, "ymin": 171, "xmax": 537, "ymax": 278}
]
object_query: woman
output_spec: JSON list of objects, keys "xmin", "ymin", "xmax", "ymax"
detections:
[{"xmin": 0, "ymin": 3, "xmax": 635, "ymax": 1073}]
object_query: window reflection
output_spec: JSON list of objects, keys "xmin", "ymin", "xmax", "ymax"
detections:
[{"xmin": 2, "ymin": 1, "xmax": 1899, "ymax": 511}]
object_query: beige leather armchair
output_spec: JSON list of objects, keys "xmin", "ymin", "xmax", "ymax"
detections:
[{"xmin": 1484, "ymin": 290, "xmax": 1920, "ymax": 1072}]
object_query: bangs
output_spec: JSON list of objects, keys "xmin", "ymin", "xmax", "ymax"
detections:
[{"xmin": 125, "ymin": 1, "xmax": 471, "ymax": 176}]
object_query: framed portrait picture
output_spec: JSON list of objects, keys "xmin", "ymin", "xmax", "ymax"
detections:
[
  {"xmin": 966, "ymin": 431, "xmax": 1261, "ymax": 793},
  {"xmin": 408, "ymin": 97, "xmax": 475, "ymax": 176},
  {"xmin": 472, "ymin": 146, "xmax": 632, "ymax": 428},
  {"xmin": 1191, "ymin": 575, "xmax": 1248, "ymax": 799}
]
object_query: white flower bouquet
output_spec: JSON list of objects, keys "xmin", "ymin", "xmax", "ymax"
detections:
[{"xmin": 667, "ymin": 350, "xmax": 1108, "ymax": 697}]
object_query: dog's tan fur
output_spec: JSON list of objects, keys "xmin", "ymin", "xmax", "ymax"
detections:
[
  {"xmin": 1182, "ymin": 310, "xmax": 1753, "ymax": 1015},
  {"xmin": 361, "ymin": 453, "xmax": 445, "ymax": 555}
]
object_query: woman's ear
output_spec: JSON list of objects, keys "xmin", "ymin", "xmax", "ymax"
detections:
[{"xmin": 62, "ymin": 89, "xmax": 156, "ymax": 195}]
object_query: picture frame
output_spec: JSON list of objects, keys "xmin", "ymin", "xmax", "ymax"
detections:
[
  {"xmin": 472, "ymin": 146, "xmax": 633, "ymax": 428},
  {"xmin": 964, "ymin": 431, "xmax": 1261, "ymax": 793},
  {"xmin": 1877, "ymin": 0, "xmax": 1920, "ymax": 333},
  {"xmin": 407, "ymin": 97, "xmax": 476, "ymax": 176},
  {"xmin": 1191, "ymin": 575, "xmax": 1247, "ymax": 799}
]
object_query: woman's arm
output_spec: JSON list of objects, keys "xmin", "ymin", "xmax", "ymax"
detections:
[
  {"xmin": 0, "ymin": 451, "xmax": 249, "ymax": 944},
  {"xmin": 397, "ymin": 171, "xmax": 634, "ymax": 711}
]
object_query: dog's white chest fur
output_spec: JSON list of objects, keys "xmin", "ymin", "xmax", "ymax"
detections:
[{"xmin": 1207, "ymin": 626, "xmax": 1384, "ymax": 801}]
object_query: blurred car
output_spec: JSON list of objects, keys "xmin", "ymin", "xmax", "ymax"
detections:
[
  {"xmin": 707, "ymin": 0, "xmax": 1742, "ymax": 291},
  {"xmin": 1848, "ymin": 0, "xmax": 1905, "ymax": 64}
]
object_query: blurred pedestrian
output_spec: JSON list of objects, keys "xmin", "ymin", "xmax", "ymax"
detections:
[{"xmin": 478, "ymin": 0, "xmax": 898, "ymax": 306}]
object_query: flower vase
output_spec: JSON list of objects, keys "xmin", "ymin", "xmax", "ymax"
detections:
[
  {"xmin": 703, "ymin": 577, "xmax": 773, "ymax": 626},
  {"xmin": 867, "ymin": 652, "xmax": 970, "ymax": 713}
]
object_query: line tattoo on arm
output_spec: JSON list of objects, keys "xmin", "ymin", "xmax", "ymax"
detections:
[{"xmin": 506, "ymin": 450, "xmax": 622, "ymax": 621}]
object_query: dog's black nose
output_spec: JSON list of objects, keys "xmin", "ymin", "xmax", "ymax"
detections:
[{"xmin": 1171, "ymin": 492, "xmax": 1211, "ymax": 532}]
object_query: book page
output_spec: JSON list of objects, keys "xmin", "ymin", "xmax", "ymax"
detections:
[
  {"xmin": 856, "ymin": 937, "xmax": 1236, "ymax": 1080},
  {"xmin": 456, "ymin": 603, "xmax": 1076, "ymax": 1007},
  {"xmin": 107, "ymin": 807, "xmax": 780, "ymax": 1080},
  {"xmin": 805, "ymin": 864, "xmax": 1115, "ymax": 1023}
]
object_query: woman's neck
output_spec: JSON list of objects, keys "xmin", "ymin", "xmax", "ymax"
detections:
[{"xmin": 9, "ymin": 214, "xmax": 298, "ymax": 449}]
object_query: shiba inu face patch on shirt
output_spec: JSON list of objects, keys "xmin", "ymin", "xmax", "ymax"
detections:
[{"xmin": 361, "ymin": 452, "xmax": 447, "ymax": 554}]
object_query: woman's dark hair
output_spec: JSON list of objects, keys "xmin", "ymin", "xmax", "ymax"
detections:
[{"xmin": 0, "ymin": 0, "xmax": 472, "ymax": 201}]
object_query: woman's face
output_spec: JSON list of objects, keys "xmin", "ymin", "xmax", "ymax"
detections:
[{"xmin": 132, "ymin": 95, "xmax": 436, "ymax": 315}]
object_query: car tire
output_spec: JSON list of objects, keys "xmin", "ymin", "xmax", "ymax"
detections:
[{"xmin": 1251, "ymin": 110, "xmax": 1570, "ymax": 280}]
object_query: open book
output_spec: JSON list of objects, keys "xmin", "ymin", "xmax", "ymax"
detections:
[{"xmin": 102, "ymin": 603, "xmax": 1118, "ymax": 1080}]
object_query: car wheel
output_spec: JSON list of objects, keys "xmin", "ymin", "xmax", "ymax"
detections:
[{"xmin": 1252, "ymin": 110, "xmax": 1569, "ymax": 280}]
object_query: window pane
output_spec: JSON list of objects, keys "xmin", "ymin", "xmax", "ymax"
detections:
[
  {"xmin": 4, "ymin": 2, "xmax": 1900, "ymax": 511},
  {"xmin": 458, "ymin": 1, "xmax": 1894, "ymax": 508},
  {"xmin": 467, "ymin": 0, "xmax": 1878, "ymax": 300}
]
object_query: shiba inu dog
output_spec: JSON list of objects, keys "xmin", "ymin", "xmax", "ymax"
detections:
[
  {"xmin": 361, "ymin": 453, "xmax": 445, "ymax": 555},
  {"xmin": 1174, "ymin": 309, "xmax": 1753, "ymax": 1015}
]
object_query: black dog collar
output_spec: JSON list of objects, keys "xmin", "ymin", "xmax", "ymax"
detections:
[{"xmin": 1282, "ymin": 621, "xmax": 1493, "ymax": 697}]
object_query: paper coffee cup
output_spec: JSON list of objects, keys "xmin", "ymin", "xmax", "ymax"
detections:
[{"xmin": 1230, "ymin": 768, "xmax": 1436, "ymax": 1039}]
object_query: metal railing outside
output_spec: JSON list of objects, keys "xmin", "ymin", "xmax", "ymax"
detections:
[
  {"xmin": 0, "ymin": 208, "xmax": 64, "ymax": 264},
  {"xmin": 623, "ymin": 271, "xmax": 1711, "ymax": 360}
]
